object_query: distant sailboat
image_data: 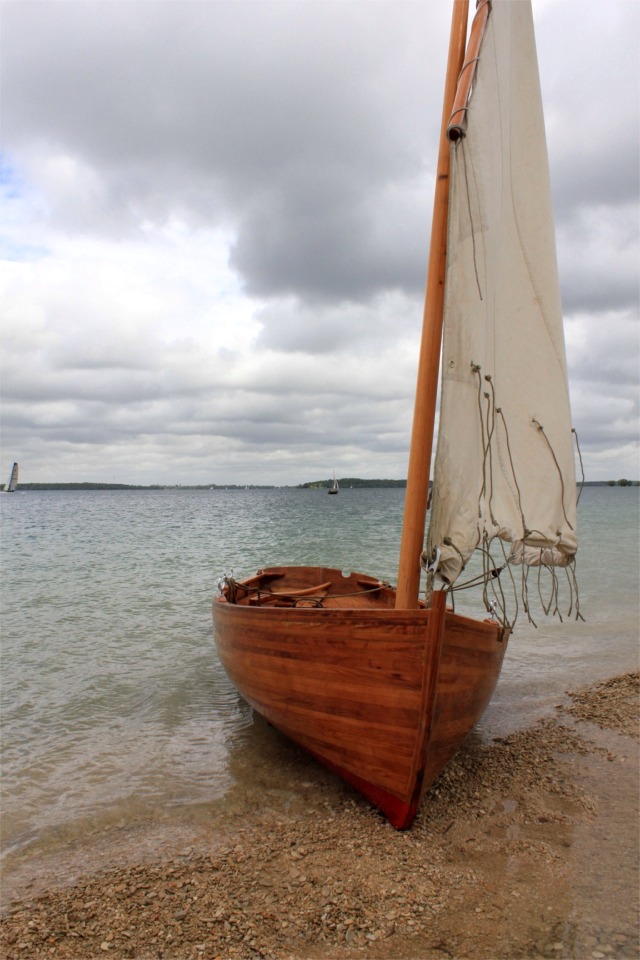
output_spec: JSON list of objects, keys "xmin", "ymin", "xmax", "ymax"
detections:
[
  {"xmin": 328, "ymin": 472, "xmax": 339, "ymax": 495},
  {"xmin": 4, "ymin": 462, "xmax": 18, "ymax": 493}
]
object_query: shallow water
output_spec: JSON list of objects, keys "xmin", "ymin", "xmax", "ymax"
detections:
[{"xmin": 1, "ymin": 485, "xmax": 638, "ymax": 861}]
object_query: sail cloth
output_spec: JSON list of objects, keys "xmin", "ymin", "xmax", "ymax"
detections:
[
  {"xmin": 426, "ymin": 0, "xmax": 578, "ymax": 600},
  {"xmin": 6, "ymin": 462, "xmax": 18, "ymax": 493}
]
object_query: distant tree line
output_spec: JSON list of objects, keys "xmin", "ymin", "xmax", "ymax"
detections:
[
  {"xmin": 6, "ymin": 478, "xmax": 637, "ymax": 492},
  {"xmin": 300, "ymin": 478, "xmax": 407, "ymax": 489},
  {"xmin": 10, "ymin": 483, "xmax": 277, "ymax": 491},
  {"xmin": 15, "ymin": 482, "xmax": 142, "ymax": 490}
]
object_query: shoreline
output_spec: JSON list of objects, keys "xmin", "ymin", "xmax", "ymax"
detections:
[{"xmin": 1, "ymin": 672, "xmax": 638, "ymax": 960}]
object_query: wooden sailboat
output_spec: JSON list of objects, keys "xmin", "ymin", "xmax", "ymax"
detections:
[
  {"xmin": 4, "ymin": 462, "xmax": 19, "ymax": 493},
  {"xmin": 328, "ymin": 472, "xmax": 339, "ymax": 495},
  {"xmin": 213, "ymin": 0, "xmax": 579, "ymax": 829}
]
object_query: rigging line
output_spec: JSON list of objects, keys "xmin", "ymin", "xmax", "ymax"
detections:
[
  {"xmin": 460, "ymin": 141, "xmax": 484, "ymax": 300},
  {"xmin": 522, "ymin": 565, "xmax": 537, "ymax": 628},
  {"xmin": 497, "ymin": 537, "xmax": 519, "ymax": 627},
  {"xmin": 484, "ymin": 376, "xmax": 499, "ymax": 525},
  {"xmin": 565, "ymin": 558, "xmax": 584, "ymax": 623},
  {"xmin": 567, "ymin": 560, "xmax": 585, "ymax": 622},
  {"xmin": 532, "ymin": 419, "xmax": 574, "ymax": 531},
  {"xmin": 535, "ymin": 549, "xmax": 561, "ymax": 620},
  {"xmin": 450, "ymin": 560, "xmax": 508, "ymax": 592},
  {"xmin": 479, "ymin": 535, "xmax": 489, "ymax": 608},
  {"xmin": 573, "ymin": 428, "xmax": 585, "ymax": 505},
  {"xmin": 424, "ymin": 567, "xmax": 435, "ymax": 609},
  {"xmin": 474, "ymin": 521, "xmax": 484, "ymax": 553},
  {"xmin": 496, "ymin": 407, "xmax": 528, "ymax": 538},
  {"xmin": 526, "ymin": 527, "xmax": 580, "ymax": 618},
  {"xmin": 485, "ymin": 541, "xmax": 510, "ymax": 627},
  {"xmin": 525, "ymin": 523, "xmax": 571, "ymax": 611},
  {"xmin": 452, "ymin": 574, "xmax": 498, "ymax": 592},
  {"xmin": 481, "ymin": 536, "xmax": 491, "ymax": 612},
  {"xmin": 486, "ymin": 556, "xmax": 508, "ymax": 624},
  {"xmin": 533, "ymin": 544, "xmax": 562, "ymax": 621},
  {"xmin": 564, "ymin": 562, "xmax": 575, "ymax": 619},
  {"xmin": 550, "ymin": 567, "xmax": 561, "ymax": 620},
  {"xmin": 472, "ymin": 363, "xmax": 489, "ymax": 512},
  {"xmin": 525, "ymin": 526, "xmax": 562, "ymax": 551},
  {"xmin": 479, "ymin": 538, "xmax": 494, "ymax": 616},
  {"xmin": 442, "ymin": 536, "xmax": 467, "ymax": 573},
  {"xmin": 483, "ymin": 393, "xmax": 497, "ymax": 526}
]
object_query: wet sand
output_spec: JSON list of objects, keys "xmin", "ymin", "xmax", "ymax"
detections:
[{"xmin": 1, "ymin": 672, "xmax": 638, "ymax": 960}]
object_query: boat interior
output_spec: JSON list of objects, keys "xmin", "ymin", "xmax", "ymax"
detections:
[{"xmin": 219, "ymin": 566, "xmax": 421, "ymax": 610}]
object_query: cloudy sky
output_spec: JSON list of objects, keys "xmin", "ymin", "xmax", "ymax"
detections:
[{"xmin": 1, "ymin": 0, "xmax": 638, "ymax": 486}]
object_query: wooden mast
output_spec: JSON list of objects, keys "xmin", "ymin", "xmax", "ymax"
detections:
[{"xmin": 395, "ymin": 0, "xmax": 470, "ymax": 610}]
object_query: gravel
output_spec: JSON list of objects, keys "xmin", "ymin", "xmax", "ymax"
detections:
[
  {"xmin": 1, "ymin": 672, "xmax": 638, "ymax": 960},
  {"xmin": 559, "ymin": 672, "xmax": 639, "ymax": 738}
]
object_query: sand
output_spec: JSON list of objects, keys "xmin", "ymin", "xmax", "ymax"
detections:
[{"xmin": 1, "ymin": 672, "xmax": 638, "ymax": 960}]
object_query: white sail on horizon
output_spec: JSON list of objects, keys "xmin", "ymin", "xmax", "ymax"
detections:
[{"xmin": 6, "ymin": 462, "xmax": 19, "ymax": 493}]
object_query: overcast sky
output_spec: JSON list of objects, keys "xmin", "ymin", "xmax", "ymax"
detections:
[{"xmin": 1, "ymin": 0, "xmax": 638, "ymax": 486}]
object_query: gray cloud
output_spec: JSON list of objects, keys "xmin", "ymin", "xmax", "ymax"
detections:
[
  {"xmin": 0, "ymin": 0, "xmax": 638, "ymax": 484},
  {"xmin": 2, "ymin": 1, "xmax": 446, "ymax": 298}
]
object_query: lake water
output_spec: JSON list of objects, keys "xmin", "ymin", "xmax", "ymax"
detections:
[{"xmin": 1, "ymin": 485, "xmax": 638, "ymax": 864}]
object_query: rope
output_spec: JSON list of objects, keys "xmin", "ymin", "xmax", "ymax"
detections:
[
  {"xmin": 484, "ymin": 376, "xmax": 498, "ymax": 526},
  {"xmin": 472, "ymin": 364, "xmax": 489, "ymax": 512},
  {"xmin": 532, "ymin": 419, "xmax": 574, "ymax": 531},
  {"xmin": 537, "ymin": 554, "xmax": 560, "ymax": 620},
  {"xmin": 459, "ymin": 142, "xmax": 484, "ymax": 300},
  {"xmin": 521, "ymin": 566, "xmax": 537, "ymax": 627},
  {"xmin": 433, "ymin": 523, "xmax": 582, "ymax": 629},
  {"xmin": 573, "ymin": 428, "xmax": 585, "ymax": 505},
  {"xmin": 450, "ymin": 561, "xmax": 507, "ymax": 593},
  {"xmin": 481, "ymin": 538, "xmax": 511, "ymax": 629},
  {"xmin": 496, "ymin": 406, "xmax": 528, "ymax": 537},
  {"xmin": 443, "ymin": 536, "xmax": 466, "ymax": 571},
  {"xmin": 498, "ymin": 537, "xmax": 519, "ymax": 627}
]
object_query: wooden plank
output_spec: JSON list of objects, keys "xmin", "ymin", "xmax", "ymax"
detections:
[{"xmin": 213, "ymin": 566, "xmax": 510, "ymax": 825}]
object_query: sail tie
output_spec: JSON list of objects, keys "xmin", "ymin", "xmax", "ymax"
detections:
[
  {"xmin": 572, "ymin": 428, "xmax": 585, "ymax": 505},
  {"xmin": 532, "ymin": 420, "xmax": 574, "ymax": 531},
  {"xmin": 483, "ymin": 376, "xmax": 499, "ymax": 526},
  {"xmin": 472, "ymin": 364, "xmax": 490, "ymax": 515},
  {"xmin": 432, "ymin": 366, "xmax": 583, "ymax": 627},
  {"xmin": 481, "ymin": 536, "xmax": 510, "ymax": 627},
  {"xmin": 496, "ymin": 407, "xmax": 528, "ymax": 536}
]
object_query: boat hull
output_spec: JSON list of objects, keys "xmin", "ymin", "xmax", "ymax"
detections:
[{"xmin": 213, "ymin": 566, "xmax": 508, "ymax": 828}]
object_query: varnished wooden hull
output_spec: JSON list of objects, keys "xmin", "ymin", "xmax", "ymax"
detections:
[{"xmin": 213, "ymin": 566, "xmax": 508, "ymax": 828}]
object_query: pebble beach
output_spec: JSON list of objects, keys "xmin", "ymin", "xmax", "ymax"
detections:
[{"xmin": 1, "ymin": 672, "xmax": 638, "ymax": 960}]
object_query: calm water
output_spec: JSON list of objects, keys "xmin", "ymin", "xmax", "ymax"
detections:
[{"xmin": 1, "ymin": 486, "xmax": 638, "ymax": 860}]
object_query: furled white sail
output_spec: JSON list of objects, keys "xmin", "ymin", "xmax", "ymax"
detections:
[{"xmin": 426, "ymin": 0, "xmax": 578, "ymax": 598}]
